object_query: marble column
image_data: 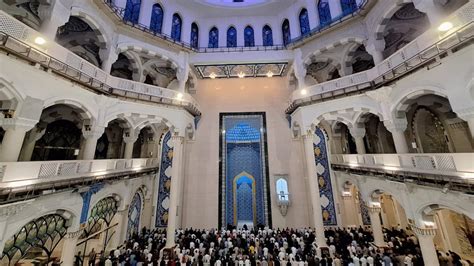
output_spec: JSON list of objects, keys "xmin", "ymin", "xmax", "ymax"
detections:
[
  {"xmin": 100, "ymin": 48, "xmax": 119, "ymax": 75},
  {"xmin": 413, "ymin": 0, "xmax": 445, "ymax": 25},
  {"xmin": 350, "ymin": 127, "xmax": 366, "ymax": 154},
  {"xmin": 38, "ymin": 1, "xmax": 70, "ymax": 40},
  {"xmin": 412, "ymin": 225, "xmax": 439, "ymax": 266},
  {"xmin": 19, "ymin": 127, "xmax": 45, "ymax": 161},
  {"xmin": 384, "ymin": 119, "xmax": 409, "ymax": 154},
  {"xmin": 303, "ymin": 132, "xmax": 327, "ymax": 248},
  {"xmin": 365, "ymin": 39, "xmax": 386, "ymax": 65},
  {"xmin": 368, "ymin": 205, "xmax": 386, "ymax": 247},
  {"xmin": 81, "ymin": 127, "xmax": 105, "ymax": 160},
  {"xmin": 165, "ymin": 135, "xmax": 184, "ymax": 248},
  {"xmin": 60, "ymin": 229, "xmax": 83, "ymax": 265},
  {"xmin": 0, "ymin": 118, "xmax": 37, "ymax": 162},
  {"xmin": 123, "ymin": 131, "xmax": 138, "ymax": 159}
]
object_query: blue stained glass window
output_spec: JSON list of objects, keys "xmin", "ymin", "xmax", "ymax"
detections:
[
  {"xmin": 127, "ymin": 192, "xmax": 142, "ymax": 239},
  {"xmin": 318, "ymin": 0, "xmax": 332, "ymax": 27},
  {"xmin": 191, "ymin": 23, "xmax": 199, "ymax": 49},
  {"xmin": 150, "ymin": 3, "xmax": 163, "ymax": 34},
  {"xmin": 282, "ymin": 19, "xmax": 291, "ymax": 46},
  {"xmin": 299, "ymin": 8, "xmax": 310, "ymax": 36},
  {"xmin": 124, "ymin": 0, "xmax": 141, "ymax": 24},
  {"xmin": 226, "ymin": 123, "xmax": 261, "ymax": 143},
  {"xmin": 227, "ymin": 26, "xmax": 237, "ymax": 47},
  {"xmin": 171, "ymin": 13, "xmax": 182, "ymax": 41},
  {"xmin": 209, "ymin": 27, "xmax": 219, "ymax": 48},
  {"xmin": 262, "ymin": 25, "xmax": 273, "ymax": 46},
  {"xmin": 341, "ymin": 0, "xmax": 358, "ymax": 16},
  {"xmin": 244, "ymin": 26, "xmax": 255, "ymax": 47}
]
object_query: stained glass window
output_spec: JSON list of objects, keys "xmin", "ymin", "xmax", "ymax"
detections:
[
  {"xmin": 282, "ymin": 19, "xmax": 291, "ymax": 46},
  {"xmin": 227, "ymin": 26, "xmax": 237, "ymax": 47},
  {"xmin": 318, "ymin": 0, "xmax": 332, "ymax": 27},
  {"xmin": 341, "ymin": 0, "xmax": 358, "ymax": 16},
  {"xmin": 150, "ymin": 3, "xmax": 163, "ymax": 34},
  {"xmin": 209, "ymin": 27, "xmax": 219, "ymax": 48},
  {"xmin": 124, "ymin": 0, "xmax": 141, "ymax": 24},
  {"xmin": 244, "ymin": 26, "xmax": 255, "ymax": 47},
  {"xmin": 262, "ymin": 25, "xmax": 273, "ymax": 46},
  {"xmin": 127, "ymin": 192, "xmax": 142, "ymax": 239},
  {"xmin": 191, "ymin": 23, "xmax": 199, "ymax": 49},
  {"xmin": 171, "ymin": 13, "xmax": 182, "ymax": 42},
  {"xmin": 0, "ymin": 214, "xmax": 69, "ymax": 265},
  {"xmin": 299, "ymin": 8, "xmax": 310, "ymax": 36}
]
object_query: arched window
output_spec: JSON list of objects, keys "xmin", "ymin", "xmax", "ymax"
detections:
[
  {"xmin": 282, "ymin": 19, "xmax": 291, "ymax": 46},
  {"xmin": 341, "ymin": 0, "xmax": 358, "ymax": 16},
  {"xmin": 244, "ymin": 26, "xmax": 255, "ymax": 47},
  {"xmin": 191, "ymin": 23, "xmax": 199, "ymax": 49},
  {"xmin": 299, "ymin": 8, "xmax": 310, "ymax": 36},
  {"xmin": 262, "ymin": 25, "xmax": 273, "ymax": 46},
  {"xmin": 124, "ymin": 0, "xmax": 141, "ymax": 24},
  {"xmin": 227, "ymin": 26, "xmax": 237, "ymax": 47},
  {"xmin": 276, "ymin": 178, "xmax": 289, "ymax": 202},
  {"xmin": 318, "ymin": 0, "xmax": 332, "ymax": 27},
  {"xmin": 208, "ymin": 27, "xmax": 219, "ymax": 48},
  {"xmin": 127, "ymin": 192, "xmax": 142, "ymax": 239},
  {"xmin": 150, "ymin": 3, "xmax": 163, "ymax": 33},
  {"xmin": 171, "ymin": 13, "xmax": 182, "ymax": 41}
]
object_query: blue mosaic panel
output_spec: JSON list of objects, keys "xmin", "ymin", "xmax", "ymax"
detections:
[
  {"xmin": 318, "ymin": 0, "xmax": 332, "ymax": 27},
  {"xmin": 262, "ymin": 25, "xmax": 273, "ymax": 46},
  {"xmin": 227, "ymin": 27, "xmax": 237, "ymax": 47},
  {"xmin": 191, "ymin": 23, "xmax": 199, "ymax": 49},
  {"xmin": 299, "ymin": 9, "xmax": 310, "ymax": 36},
  {"xmin": 171, "ymin": 14, "xmax": 182, "ymax": 41},
  {"xmin": 127, "ymin": 192, "xmax": 142, "ymax": 239},
  {"xmin": 150, "ymin": 4, "xmax": 163, "ymax": 34},
  {"xmin": 341, "ymin": 0, "xmax": 358, "ymax": 16},
  {"xmin": 209, "ymin": 27, "xmax": 219, "ymax": 48},
  {"xmin": 221, "ymin": 114, "xmax": 269, "ymax": 228},
  {"xmin": 314, "ymin": 127, "xmax": 337, "ymax": 226},
  {"xmin": 80, "ymin": 183, "xmax": 104, "ymax": 225},
  {"xmin": 124, "ymin": 0, "xmax": 141, "ymax": 24},
  {"xmin": 155, "ymin": 131, "xmax": 173, "ymax": 227},
  {"xmin": 282, "ymin": 19, "xmax": 291, "ymax": 46},
  {"xmin": 244, "ymin": 26, "xmax": 255, "ymax": 47}
]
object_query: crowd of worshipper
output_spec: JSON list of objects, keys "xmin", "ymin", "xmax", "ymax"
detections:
[{"xmin": 82, "ymin": 225, "xmax": 472, "ymax": 266}]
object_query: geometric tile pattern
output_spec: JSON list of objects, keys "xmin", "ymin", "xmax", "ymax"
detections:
[
  {"xmin": 195, "ymin": 62, "xmax": 287, "ymax": 79},
  {"xmin": 313, "ymin": 127, "xmax": 337, "ymax": 226},
  {"xmin": 155, "ymin": 131, "xmax": 173, "ymax": 228}
]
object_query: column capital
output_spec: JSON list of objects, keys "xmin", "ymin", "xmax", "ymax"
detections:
[
  {"xmin": 349, "ymin": 127, "xmax": 366, "ymax": 138},
  {"xmin": 384, "ymin": 119, "xmax": 408, "ymax": 133},
  {"xmin": 302, "ymin": 129, "xmax": 315, "ymax": 140},
  {"xmin": 0, "ymin": 117, "xmax": 38, "ymax": 132},
  {"xmin": 410, "ymin": 224, "xmax": 437, "ymax": 237},
  {"xmin": 171, "ymin": 135, "xmax": 185, "ymax": 144},
  {"xmin": 82, "ymin": 126, "xmax": 105, "ymax": 140},
  {"xmin": 65, "ymin": 229, "xmax": 84, "ymax": 239},
  {"xmin": 123, "ymin": 130, "xmax": 138, "ymax": 144},
  {"xmin": 367, "ymin": 205, "xmax": 382, "ymax": 214}
]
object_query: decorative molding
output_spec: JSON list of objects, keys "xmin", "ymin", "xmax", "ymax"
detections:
[{"xmin": 0, "ymin": 200, "xmax": 34, "ymax": 218}]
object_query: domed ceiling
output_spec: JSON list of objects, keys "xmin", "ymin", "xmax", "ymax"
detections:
[{"xmin": 174, "ymin": 0, "xmax": 296, "ymax": 16}]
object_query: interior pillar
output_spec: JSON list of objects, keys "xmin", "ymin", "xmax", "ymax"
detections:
[
  {"xmin": 368, "ymin": 205, "xmax": 386, "ymax": 247},
  {"xmin": 60, "ymin": 229, "xmax": 82, "ymax": 265},
  {"xmin": 412, "ymin": 225, "xmax": 440, "ymax": 266},
  {"xmin": 0, "ymin": 118, "xmax": 37, "ymax": 162}
]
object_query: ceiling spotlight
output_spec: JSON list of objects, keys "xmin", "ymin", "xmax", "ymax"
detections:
[
  {"xmin": 437, "ymin": 21, "xmax": 453, "ymax": 32},
  {"xmin": 300, "ymin": 89, "xmax": 307, "ymax": 95},
  {"xmin": 266, "ymin": 71, "xmax": 274, "ymax": 78},
  {"xmin": 176, "ymin": 93, "xmax": 183, "ymax": 99},
  {"xmin": 238, "ymin": 72, "xmax": 245, "ymax": 78},
  {"xmin": 34, "ymin": 37, "xmax": 46, "ymax": 45},
  {"xmin": 209, "ymin": 72, "xmax": 217, "ymax": 79}
]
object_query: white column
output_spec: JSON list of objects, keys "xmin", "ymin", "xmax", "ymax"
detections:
[
  {"xmin": 365, "ymin": 39, "xmax": 386, "ymax": 65},
  {"xmin": 368, "ymin": 205, "xmax": 386, "ymax": 247},
  {"xmin": 350, "ymin": 127, "xmax": 366, "ymax": 154},
  {"xmin": 412, "ymin": 226, "xmax": 439, "ymax": 266},
  {"xmin": 81, "ymin": 127, "xmax": 105, "ymax": 160},
  {"xmin": 384, "ymin": 119, "xmax": 410, "ymax": 154},
  {"xmin": 413, "ymin": 0, "xmax": 445, "ymax": 25},
  {"xmin": 165, "ymin": 135, "xmax": 184, "ymax": 248},
  {"xmin": 303, "ymin": 132, "xmax": 327, "ymax": 248},
  {"xmin": 176, "ymin": 52, "xmax": 190, "ymax": 93},
  {"xmin": 100, "ymin": 47, "xmax": 119, "ymax": 74},
  {"xmin": 294, "ymin": 49, "xmax": 307, "ymax": 90},
  {"xmin": 19, "ymin": 127, "xmax": 45, "ymax": 161},
  {"xmin": 60, "ymin": 229, "xmax": 83, "ymax": 265},
  {"xmin": 38, "ymin": 1, "xmax": 71, "ymax": 40},
  {"xmin": 0, "ymin": 118, "xmax": 37, "ymax": 162},
  {"xmin": 123, "ymin": 130, "xmax": 138, "ymax": 159}
]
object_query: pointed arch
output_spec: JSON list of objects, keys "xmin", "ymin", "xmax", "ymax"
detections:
[
  {"xmin": 318, "ymin": 0, "xmax": 332, "ymax": 27},
  {"xmin": 124, "ymin": 0, "xmax": 141, "ymax": 24},
  {"xmin": 208, "ymin": 26, "xmax": 219, "ymax": 48},
  {"xmin": 244, "ymin": 26, "xmax": 255, "ymax": 47},
  {"xmin": 150, "ymin": 3, "xmax": 164, "ymax": 34},
  {"xmin": 191, "ymin": 22, "xmax": 199, "ymax": 49},
  {"xmin": 282, "ymin": 19, "xmax": 291, "ymax": 46},
  {"xmin": 299, "ymin": 8, "xmax": 310, "ymax": 36},
  {"xmin": 171, "ymin": 13, "xmax": 182, "ymax": 41},
  {"xmin": 262, "ymin": 25, "xmax": 273, "ymax": 46},
  {"xmin": 227, "ymin": 26, "xmax": 237, "ymax": 47}
]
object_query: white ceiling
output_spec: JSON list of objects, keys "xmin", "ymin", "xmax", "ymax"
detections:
[{"xmin": 174, "ymin": 0, "xmax": 297, "ymax": 17}]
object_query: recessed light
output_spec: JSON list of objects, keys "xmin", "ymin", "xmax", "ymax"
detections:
[
  {"xmin": 209, "ymin": 72, "xmax": 217, "ymax": 79},
  {"xmin": 266, "ymin": 71, "xmax": 274, "ymax": 77},
  {"xmin": 34, "ymin": 37, "xmax": 46, "ymax": 45},
  {"xmin": 301, "ymin": 89, "xmax": 307, "ymax": 95},
  {"xmin": 238, "ymin": 72, "xmax": 245, "ymax": 78},
  {"xmin": 176, "ymin": 93, "xmax": 183, "ymax": 99},
  {"xmin": 437, "ymin": 22, "xmax": 453, "ymax": 32}
]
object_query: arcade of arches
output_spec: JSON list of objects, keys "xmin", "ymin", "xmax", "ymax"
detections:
[{"xmin": 0, "ymin": 0, "xmax": 473, "ymax": 265}]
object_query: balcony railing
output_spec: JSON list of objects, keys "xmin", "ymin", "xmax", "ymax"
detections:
[
  {"xmin": 0, "ymin": 158, "xmax": 159, "ymax": 203},
  {"xmin": 286, "ymin": 2, "xmax": 474, "ymax": 114},
  {"xmin": 0, "ymin": 11, "xmax": 201, "ymax": 116},
  {"xmin": 331, "ymin": 153, "xmax": 474, "ymax": 192}
]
